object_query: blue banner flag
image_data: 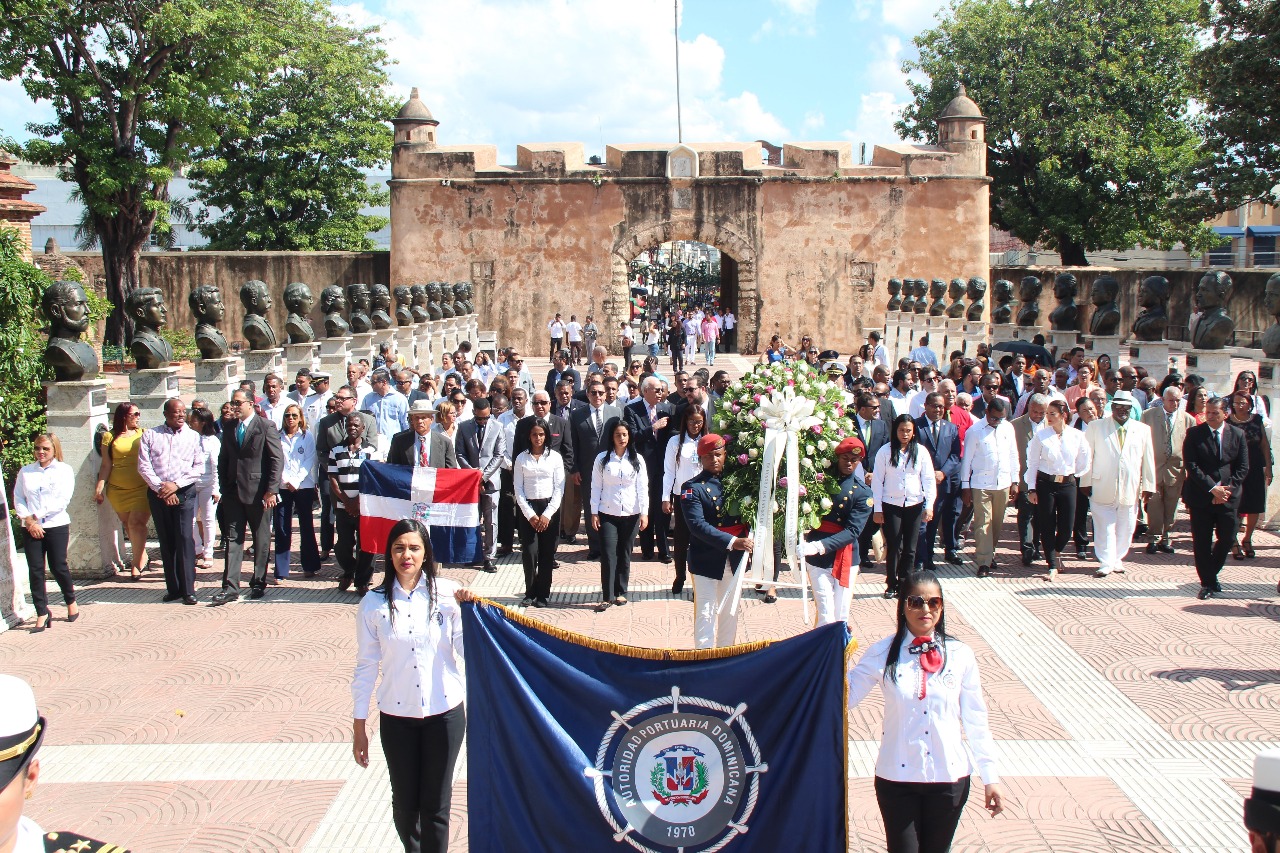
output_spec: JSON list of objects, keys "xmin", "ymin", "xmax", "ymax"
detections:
[{"xmin": 462, "ymin": 601, "xmax": 852, "ymax": 853}]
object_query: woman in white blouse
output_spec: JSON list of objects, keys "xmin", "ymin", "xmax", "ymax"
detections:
[
  {"xmin": 1025, "ymin": 398, "xmax": 1092, "ymax": 580},
  {"xmin": 591, "ymin": 421, "xmax": 649, "ymax": 612},
  {"xmin": 274, "ymin": 403, "xmax": 320, "ymax": 581},
  {"xmin": 514, "ymin": 419, "xmax": 564, "ymax": 608},
  {"xmin": 352, "ymin": 518, "xmax": 465, "ymax": 853},
  {"xmin": 13, "ymin": 433, "xmax": 78, "ymax": 631},
  {"xmin": 186, "ymin": 407, "xmax": 221, "ymax": 570},
  {"xmin": 872, "ymin": 415, "xmax": 936, "ymax": 599},
  {"xmin": 661, "ymin": 406, "xmax": 707, "ymax": 595},
  {"xmin": 848, "ymin": 570, "xmax": 1004, "ymax": 853}
]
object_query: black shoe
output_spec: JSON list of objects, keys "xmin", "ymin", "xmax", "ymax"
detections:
[
  {"xmin": 30, "ymin": 616, "xmax": 51, "ymax": 633},
  {"xmin": 534, "ymin": 597, "xmax": 549, "ymax": 608},
  {"xmin": 209, "ymin": 590, "xmax": 238, "ymax": 607},
  {"xmin": 248, "ymin": 587, "xmax": 265, "ymax": 600},
  {"xmin": 640, "ymin": 551, "xmax": 654, "ymax": 561},
  {"xmin": 859, "ymin": 560, "xmax": 874, "ymax": 570},
  {"xmin": 162, "ymin": 593, "xmax": 182, "ymax": 603},
  {"xmin": 1146, "ymin": 543, "xmax": 1158, "ymax": 555},
  {"xmin": 585, "ymin": 551, "xmax": 601, "ymax": 560},
  {"xmin": 1134, "ymin": 522, "xmax": 1149, "ymax": 537},
  {"xmin": 497, "ymin": 546, "xmax": 514, "ymax": 557},
  {"xmin": 1157, "ymin": 542, "xmax": 1175, "ymax": 554},
  {"xmin": 671, "ymin": 580, "xmax": 684, "ymax": 595},
  {"xmin": 944, "ymin": 550, "xmax": 961, "ymax": 564},
  {"xmin": 182, "ymin": 596, "xmax": 198, "ymax": 605},
  {"xmin": 482, "ymin": 560, "xmax": 497, "ymax": 573},
  {"xmin": 561, "ymin": 534, "xmax": 577, "ymax": 545},
  {"xmin": 338, "ymin": 577, "xmax": 352, "ymax": 592},
  {"xmin": 594, "ymin": 601, "xmax": 611, "ymax": 613},
  {"xmin": 763, "ymin": 592, "xmax": 778, "ymax": 604},
  {"xmin": 1021, "ymin": 549, "xmax": 1034, "ymax": 567},
  {"xmin": 659, "ymin": 555, "xmax": 672, "ymax": 564},
  {"xmin": 520, "ymin": 596, "xmax": 534, "ymax": 607},
  {"xmin": 1196, "ymin": 587, "xmax": 1213, "ymax": 600},
  {"xmin": 883, "ymin": 587, "xmax": 897, "ymax": 599},
  {"xmin": 977, "ymin": 566, "xmax": 991, "ymax": 578}
]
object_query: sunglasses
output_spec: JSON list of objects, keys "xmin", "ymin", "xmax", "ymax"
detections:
[
  {"xmin": 906, "ymin": 595, "xmax": 944, "ymax": 611},
  {"xmin": 284, "ymin": 413, "xmax": 300, "ymax": 419}
]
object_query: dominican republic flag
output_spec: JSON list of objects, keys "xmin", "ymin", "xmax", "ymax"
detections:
[{"xmin": 358, "ymin": 461, "xmax": 482, "ymax": 564}]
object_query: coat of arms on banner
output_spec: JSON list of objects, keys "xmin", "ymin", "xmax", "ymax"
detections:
[{"xmin": 585, "ymin": 686, "xmax": 767, "ymax": 852}]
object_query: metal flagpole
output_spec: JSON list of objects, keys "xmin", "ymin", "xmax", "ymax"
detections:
[{"xmin": 674, "ymin": 0, "xmax": 683, "ymax": 143}]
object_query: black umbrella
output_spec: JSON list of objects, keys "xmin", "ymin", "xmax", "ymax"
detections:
[{"xmin": 991, "ymin": 340, "xmax": 1055, "ymax": 368}]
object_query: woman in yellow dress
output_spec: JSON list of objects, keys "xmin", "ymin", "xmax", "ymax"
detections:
[{"xmin": 94, "ymin": 403, "xmax": 152, "ymax": 580}]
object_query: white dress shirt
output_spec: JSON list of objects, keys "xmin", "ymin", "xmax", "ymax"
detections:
[
  {"xmin": 662, "ymin": 434, "xmax": 704, "ymax": 499},
  {"xmin": 280, "ymin": 429, "xmax": 318, "ymax": 490},
  {"xmin": 260, "ymin": 395, "xmax": 289, "ymax": 429},
  {"xmin": 960, "ymin": 419, "xmax": 1020, "ymax": 491},
  {"xmin": 1024, "ymin": 424, "xmax": 1092, "ymax": 488},
  {"xmin": 352, "ymin": 576, "xmax": 465, "ymax": 719},
  {"xmin": 514, "ymin": 449, "xmax": 565, "ymax": 519},
  {"xmin": 871, "ymin": 445, "xmax": 937, "ymax": 511},
  {"xmin": 591, "ymin": 451, "xmax": 649, "ymax": 517},
  {"xmin": 13, "ymin": 460, "xmax": 74, "ymax": 527},
  {"xmin": 848, "ymin": 635, "xmax": 1000, "ymax": 784}
]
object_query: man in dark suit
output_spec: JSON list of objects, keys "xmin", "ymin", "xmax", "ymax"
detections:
[
  {"xmin": 212, "ymin": 388, "xmax": 284, "ymax": 605},
  {"xmin": 571, "ymin": 379, "xmax": 623, "ymax": 558},
  {"xmin": 455, "ymin": 397, "xmax": 505, "ymax": 572},
  {"xmin": 513, "ymin": 391, "xmax": 575, "ymax": 465},
  {"xmin": 544, "ymin": 350, "xmax": 581, "ymax": 397},
  {"xmin": 1181, "ymin": 396, "xmax": 1249, "ymax": 599},
  {"xmin": 548, "ymin": 381, "xmax": 585, "ymax": 540},
  {"xmin": 1001, "ymin": 354, "xmax": 1027, "ymax": 401},
  {"xmin": 552, "ymin": 379, "xmax": 585, "ymax": 422},
  {"xmin": 626, "ymin": 376, "xmax": 675, "ymax": 562},
  {"xmin": 852, "ymin": 392, "xmax": 890, "ymax": 569},
  {"xmin": 387, "ymin": 401, "xmax": 458, "ymax": 468},
  {"xmin": 915, "ymin": 392, "xmax": 963, "ymax": 568},
  {"xmin": 314, "ymin": 385, "xmax": 377, "ymax": 558}
]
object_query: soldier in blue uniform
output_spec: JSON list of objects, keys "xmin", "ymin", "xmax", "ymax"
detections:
[
  {"xmin": 680, "ymin": 434, "xmax": 754, "ymax": 649},
  {"xmin": 801, "ymin": 436, "xmax": 875, "ymax": 625}
]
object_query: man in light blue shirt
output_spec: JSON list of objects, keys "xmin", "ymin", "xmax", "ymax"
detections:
[
  {"xmin": 360, "ymin": 367, "xmax": 409, "ymax": 439},
  {"xmin": 909, "ymin": 333, "xmax": 940, "ymax": 369}
]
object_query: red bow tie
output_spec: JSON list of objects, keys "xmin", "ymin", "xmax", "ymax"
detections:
[{"xmin": 909, "ymin": 636, "xmax": 943, "ymax": 699}]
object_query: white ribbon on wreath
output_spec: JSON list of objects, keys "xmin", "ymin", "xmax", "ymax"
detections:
[{"xmin": 749, "ymin": 386, "xmax": 821, "ymax": 590}]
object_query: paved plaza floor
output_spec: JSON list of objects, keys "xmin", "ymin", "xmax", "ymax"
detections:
[{"xmin": 6, "ymin": 353, "xmax": 1279, "ymax": 852}]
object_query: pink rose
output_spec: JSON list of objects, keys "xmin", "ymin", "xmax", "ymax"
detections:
[
  {"xmin": 810, "ymin": 424, "xmax": 823, "ymax": 434},
  {"xmin": 766, "ymin": 386, "xmax": 775, "ymax": 394},
  {"xmin": 798, "ymin": 485, "xmax": 808, "ymax": 497},
  {"xmin": 816, "ymin": 472, "xmax": 826, "ymax": 483},
  {"xmin": 737, "ymin": 454, "xmax": 749, "ymax": 465},
  {"xmin": 730, "ymin": 403, "xmax": 741, "ymax": 413},
  {"xmin": 778, "ymin": 477, "xmax": 788, "ymax": 488}
]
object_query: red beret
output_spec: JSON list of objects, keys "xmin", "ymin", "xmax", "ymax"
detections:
[
  {"xmin": 835, "ymin": 436, "xmax": 865, "ymax": 456},
  {"xmin": 697, "ymin": 434, "xmax": 726, "ymax": 456}
]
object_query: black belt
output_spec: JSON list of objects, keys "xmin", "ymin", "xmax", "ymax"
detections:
[{"xmin": 1035, "ymin": 472, "xmax": 1076, "ymax": 484}]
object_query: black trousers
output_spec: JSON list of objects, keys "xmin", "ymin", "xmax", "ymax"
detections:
[
  {"xmin": 882, "ymin": 502, "xmax": 925, "ymax": 590},
  {"xmin": 637, "ymin": 471, "xmax": 670, "ymax": 559},
  {"xmin": 148, "ymin": 487, "xmax": 197, "ymax": 599},
  {"xmin": 549, "ymin": 336, "xmax": 562, "ymax": 360},
  {"xmin": 335, "ymin": 508, "xmax": 374, "ymax": 586},
  {"xmin": 222, "ymin": 494, "xmax": 272, "ymax": 591},
  {"xmin": 498, "ymin": 469, "xmax": 515, "ymax": 550},
  {"xmin": 1073, "ymin": 485, "xmax": 1091, "ymax": 548},
  {"xmin": 1034, "ymin": 474, "xmax": 1076, "ymax": 563},
  {"xmin": 875, "ymin": 775, "xmax": 971, "ymax": 853},
  {"xmin": 273, "ymin": 486, "xmax": 320, "ymax": 576},
  {"xmin": 670, "ymin": 346, "xmax": 685, "ymax": 373},
  {"xmin": 1188, "ymin": 503, "xmax": 1239, "ymax": 590},
  {"xmin": 24, "ymin": 524, "xmax": 74, "ymax": 617},
  {"xmin": 671, "ymin": 500, "xmax": 690, "ymax": 583},
  {"xmin": 598, "ymin": 513, "xmax": 640, "ymax": 600},
  {"xmin": 518, "ymin": 498, "xmax": 559, "ymax": 599},
  {"xmin": 320, "ymin": 488, "xmax": 335, "ymax": 553},
  {"xmin": 1015, "ymin": 490, "xmax": 1039, "ymax": 558},
  {"xmin": 380, "ymin": 705, "xmax": 467, "ymax": 853}
]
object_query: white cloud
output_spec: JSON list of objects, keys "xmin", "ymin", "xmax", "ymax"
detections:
[
  {"xmin": 841, "ymin": 90, "xmax": 907, "ymax": 149},
  {"xmin": 801, "ymin": 110, "xmax": 826, "ymax": 133},
  {"xmin": 880, "ymin": 0, "xmax": 949, "ymax": 31},
  {"xmin": 336, "ymin": 0, "xmax": 789, "ymax": 161},
  {"xmin": 0, "ymin": 78, "xmax": 55, "ymax": 143}
]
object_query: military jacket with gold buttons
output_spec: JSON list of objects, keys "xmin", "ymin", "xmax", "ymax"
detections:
[
  {"xmin": 44, "ymin": 831, "xmax": 130, "ymax": 853},
  {"xmin": 804, "ymin": 470, "xmax": 873, "ymax": 570},
  {"xmin": 680, "ymin": 469, "xmax": 744, "ymax": 580}
]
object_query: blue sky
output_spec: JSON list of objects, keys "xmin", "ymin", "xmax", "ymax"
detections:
[{"xmin": 0, "ymin": 0, "xmax": 952, "ymax": 164}]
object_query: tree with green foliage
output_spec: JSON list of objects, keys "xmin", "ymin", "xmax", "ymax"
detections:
[
  {"xmin": 188, "ymin": 4, "xmax": 396, "ymax": 251},
  {"xmin": 0, "ymin": 228, "xmax": 52, "ymax": 478},
  {"xmin": 0, "ymin": 0, "xmax": 283, "ymax": 343},
  {"xmin": 1196, "ymin": 0, "xmax": 1280, "ymax": 209},
  {"xmin": 897, "ymin": 0, "xmax": 1217, "ymax": 265}
]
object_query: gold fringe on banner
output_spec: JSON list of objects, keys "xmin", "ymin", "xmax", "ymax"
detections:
[{"xmin": 472, "ymin": 597, "xmax": 776, "ymax": 660}]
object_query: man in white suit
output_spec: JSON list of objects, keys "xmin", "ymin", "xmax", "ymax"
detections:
[{"xmin": 1081, "ymin": 391, "xmax": 1156, "ymax": 577}]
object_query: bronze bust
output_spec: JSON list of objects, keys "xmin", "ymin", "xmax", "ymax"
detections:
[
  {"xmin": 913, "ymin": 279, "xmax": 928, "ymax": 314},
  {"xmin": 946, "ymin": 278, "xmax": 966, "ymax": 319},
  {"xmin": 370, "ymin": 283, "xmax": 393, "ymax": 330},
  {"xmin": 394, "ymin": 285, "xmax": 414, "ymax": 327},
  {"xmin": 127, "ymin": 287, "xmax": 174, "ymax": 369},
  {"xmin": 1087, "ymin": 276, "xmax": 1122, "ymax": 337},
  {"xmin": 1049, "ymin": 273, "xmax": 1080, "ymax": 331},
  {"xmin": 189, "ymin": 284, "xmax": 229, "ymax": 359},
  {"xmin": 965, "ymin": 277, "xmax": 987, "ymax": 322},
  {"xmin": 347, "ymin": 282, "xmax": 372, "ymax": 334},
  {"xmin": 899, "ymin": 279, "xmax": 918, "ymax": 313},
  {"xmin": 240, "ymin": 280, "xmax": 277, "ymax": 350},
  {"xmin": 321, "ymin": 285, "xmax": 349, "ymax": 337},
  {"xmin": 1016, "ymin": 276, "xmax": 1042, "ymax": 327},
  {"xmin": 928, "ymin": 278, "xmax": 947, "ymax": 317},
  {"xmin": 42, "ymin": 280, "xmax": 98, "ymax": 381},
  {"xmin": 411, "ymin": 284, "xmax": 431, "ymax": 323},
  {"xmin": 886, "ymin": 278, "xmax": 902, "ymax": 312},
  {"xmin": 283, "ymin": 281, "xmax": 316, "ymax": 344},
  {"xmin": 1261, "ymin": 274, "xmax": 1280, "ymax": 358},
  {"xmin": 991, "ymin": 279, "xmax": 1014, "ymax": 325},
  {"xmin": 1131, "ymin": 275, "xmax": 1169, "ymax": 342},
  {"xmin": 1190, "ymin": 271, "xmax": 1234, "ymax": 350}
]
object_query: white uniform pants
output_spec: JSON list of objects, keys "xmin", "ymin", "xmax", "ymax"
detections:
[
  {"xmin": 1092, "ymin": 502, "xmax": 1137, "ymax": 576},
  {"xmin": 693, "ymin": 572, "xmax": 739, "ymax": 649},
  {"xmin": 807, "ymin": 564, "xmax": 853, "ymax": 626}
]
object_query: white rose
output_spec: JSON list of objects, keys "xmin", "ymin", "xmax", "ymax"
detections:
[
  {"xmin": 770, "ymin": 500, "xmax": 779, "ymax": 513},
  {"xmin": 805, "ymin": 444, "xmax": 815, "ymax": 456},
  {"xmin": 801, "ymin": 501, "xmax": 812, "ymax": 515},
  {"xmin": 821, "ymin": 497, "xmax": 833, "ymax": 510},
  {"xmin": 756, "ymin": 436, "xmax": 764, "ymax": 447},
  {"xmin": 817, "ymin": 440, "xmax": 829, "ymax": 453},
  {"xmin": 748, "ymin": 448, "xmax": 759, "ymax": 459},
  {"xmin": 802, "ymin": 457, "xmax": 814, "ymax": 469},
  {"xmin": 742, "ymin": 495, "xmax": 754, "ymax": 506}
]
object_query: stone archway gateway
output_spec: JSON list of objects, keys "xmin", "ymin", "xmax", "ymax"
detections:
[{"xmin": 387, "ymin": 87, "xmax": 991, "ymax": 356}]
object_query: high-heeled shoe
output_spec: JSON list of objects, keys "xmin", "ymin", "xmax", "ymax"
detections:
[
  {"xmin": 1242, "ymin": 540, "xmax": 1256, "ymax": 559},
  {"xmin": 31, "ymin": 615, "xmax": 52, "ymax": 633},
  {"xmin": 1231, "ymin": 543, "xmax": 1245, "ymax": 560},
  {"xmin": 67, "ymin": 606, "xmax": 79, "ymax": 623}
]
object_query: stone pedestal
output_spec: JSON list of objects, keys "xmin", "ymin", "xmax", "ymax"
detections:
[
  {"xmin": 414, "ymin": 324, "xmax": 433, "ymax": 373},
  {"xmin": 1088, "ymin": 335, "xmax": 1122, "ymax": 369},
  {"xmin": 242, "ymin": 347, "xmax": 285, "ymax": 383},
  {"xmin": 1184, "ymin": 349, "xmax": 1234, "ymax": 394},
  {"xmin": 194, "ymin": 356, "xmax": 244, "ymax": 402},
  {"xmin": 441, "ymin": 320, "xmax": 459, "ymax": 356},
  {"xmin": 945, "ymin": 318, "xmax": 966, "ymax": 356},
  {"xmin": 284, "ymin": 343, "xmax": 319, "ymax": 378},
  {"xmin": 129, "ymin": 366, "xmax": 181, "ymax": 422},
  {"xmin": 964, "ymin": 321, "xmax": 990, "ymax": 355},
  {"xmin": 44, "ymin": 380, "xmax": 112, "ymax": 580},
  {"xmin": 1049, "ymin": 330, "xmax": 1081, "ymax": 358},
  {"xmin": 990, "ymin": 324, "xmax": 1017, "ymax": 348},
  {"xmin": 429, "ymin": 320, "xmax": 447, "ymax": 366},
  {"xmin": 373, "ymin": 328, "xmax": 395, "ymax": 363},
  {"xmin": 318, "ymin": 337, "xmax": 352, "ymax": 377},
  {"xmin": 349, "ymin": 332, "xmax": 375, "ymax": 365},
  {"xmin": 1129, "ymin": 341, "xmax": 1172, "ymax": 378},
  {"xmin": 926, "ymin": 316, "xmax": 947, "ymax": 364},
  {"xmin": 891, "ymin": 318, "xmax": 911, "ymax": 364},
  {"xmin": 395, "ymin": 326, "xmax": 417, "ymax": 370}
]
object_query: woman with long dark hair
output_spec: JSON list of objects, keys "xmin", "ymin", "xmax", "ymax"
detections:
[
  {"xmin": 1233, "ymin": 369, "xmax": 1271, "ymax": 426},
  {"xmin": 352, "ymin": 519, "xmax": 465, "ymax": 853},
  {"xmin": 1227, "ymin": 390, "xmax": 1272, "ymax": 559},
  {"xmin": 590, "ymin": 421, "xmax": 649, "ymax": 611},
  {"xmin": 662, "ymin": 405, "xmax": 708, "ymax": 594},
  {"xmin": 871, "ymin": 415, "xmax": 936, "ymax": 599},
  {"xmin": 848, "ymin": 571, "xmax": 1004, "ymax": 853},
  {"xmin": 1025, "ymin": 398, "xmax": 1091, "ymax": 581},
  {"xmin": 93, "ymin": 401, "xmax": 151, "ymax": 579},
  {"xmin": 514, "ymin": 418, "xmax": 564, "ymax": 608}
]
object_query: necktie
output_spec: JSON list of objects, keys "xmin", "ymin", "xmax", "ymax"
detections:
[
  {"xmin": 593, "ymin": 408, "xmax": 602, "ymax": 440},
  {"xmin": 932, "ymin": 421, "xmax": 939, "ymax": 447},
  {"xmin": 419, "ymin": 437, "xmax": 428, "ymax": 467},
  {"xmin": 1212, "ymin": 428, "xmax": 1221, "ymax": 460},
  {"xmin": 236, "ymin": 422, "xmax": 245, "ymax": 445},
  {"xmin": 476, "ymin": 422, "xmax": 485, "ymax": 450},
  {"xmin": 1117, "ymin": 426, "xmax": 1126, "ymax": 450},
  {"xmin": 1165, "ymin": 414, "xmax": 1174, "ymax": 455}
]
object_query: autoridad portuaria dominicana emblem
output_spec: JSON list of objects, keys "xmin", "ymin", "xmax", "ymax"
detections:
[{"xmin": 585, "ymin": 687, "xmax": 767, "ymax": 852}]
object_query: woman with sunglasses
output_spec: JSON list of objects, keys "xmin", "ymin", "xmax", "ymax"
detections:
[
  {"xmin": 872, "ymin": 415, "xmax": 936, "ymax": 599},
  {"xmin": 275, "ymin": 402, "xmax": 320, "ymax": 580},
  {"xmin": 1227, "ymin": 390, "xmax": 1272, "ymax": 560},
  {"xmin": 1233, "ymin": 370, "xmax": 1271, "ymax": 428},
  {"xmin": 848, "ymin": 571, "xmax": 1004, "ymax": 853}
]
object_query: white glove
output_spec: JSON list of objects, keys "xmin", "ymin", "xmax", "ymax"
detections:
[{"xmin": 799, "ymin": 539, "xmax": 825, "ymax": 557}]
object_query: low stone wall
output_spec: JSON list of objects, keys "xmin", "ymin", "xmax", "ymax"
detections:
[{"xmin": 66, "ymin": 251, "xmax": 391, "ymax": 349}]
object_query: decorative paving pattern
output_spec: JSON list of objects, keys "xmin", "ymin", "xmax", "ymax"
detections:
[{"xmin": 4, "ymin": 352, "xmax": 1279, "ymax": 852}]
